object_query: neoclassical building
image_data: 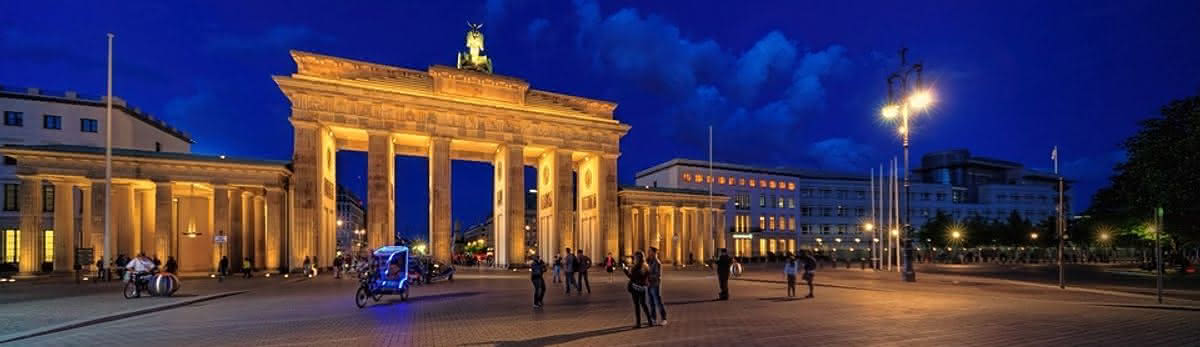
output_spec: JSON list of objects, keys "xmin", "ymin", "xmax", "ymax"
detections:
[{"xmin": 619, "ymin": 187, "xmax": 728, "ymax": 264}]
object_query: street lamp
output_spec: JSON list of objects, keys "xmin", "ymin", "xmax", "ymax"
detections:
[
  {"xmin": 880, "ymin": 48, "xmax": 932, "ymax": 282},
  {"xmin": 951, "ymin": 231, "xmax": 961, "ymax": 240},
  {"xmin": 1031, "ymin": 233, "xmax": 1039, "ymax": 240}
]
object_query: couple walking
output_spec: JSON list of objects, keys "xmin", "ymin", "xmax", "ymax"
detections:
[
  {"xmin": 783, "ymin": 251, "xmax": 817, "ymax": 298},
  {"xmin": 561, "ymin": 248, "xmax": 592, "ymax": 294},
  {"xmin": 623, "ymin": 247, "xmax": 667, "ymax": 328}
]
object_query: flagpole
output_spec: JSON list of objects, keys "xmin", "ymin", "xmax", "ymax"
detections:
[
  {"xmin": 870, "ymin": 168, "xmax": 875, "ymax": 270},
  {"xmin": 104, "ymin": 33, "xmax": 114, "ymax": 275},
  {"xmin": 1055, "ymin": 146, "xmax": 1064, "ymax": 289},
  {"xmin": 708, "ymin": 125, "xmax": 713, "ymax": 257}
]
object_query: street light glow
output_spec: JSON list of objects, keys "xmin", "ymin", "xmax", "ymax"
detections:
[
  {"xmin": 951, "ymin": 231, "xmax": 961, "ymax": 239},
  {"xmin": 890, "ymin": 229, "xmax": 900, "ymax": 236},
  {"xmin": 909, "ymin": 89, "xmax": 934, "ymax": 110},
  {"xmin": 880, "ymin": 104, "xmax": 900, "ymax": 119},
  {"xmin": 1030, "ymin": 233, "xmax": 1039, "ymax": 240}
]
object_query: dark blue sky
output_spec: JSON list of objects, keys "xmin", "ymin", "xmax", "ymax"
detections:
[{"xmin": 4, "ymin": 1, "xmax": 1198, "ymax": 238}]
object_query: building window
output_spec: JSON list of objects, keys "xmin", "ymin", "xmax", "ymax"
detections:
[
  {"xmin": 799, "ymin": 188, "xmax": 811, "ymax": 198},
  {"xmin": 776, "ymin": 196, "xmax": 784, "ymax": 208},
  {"xmin": 4, "ymin": 111, "xmax": 24, "ymax": 126},
  {"xmin": 801, "ymin": 207, "xmax": 812, "ymax": 216},
  {"xmin": 81, "ymin": 118, "xmax": 99, "ymax": 133},
  {"xmin": 837, "ymin": 190, "xmax": 847, "ymax": 199},
  {"xmin": 43, "ymin": 115, "xmax": 62, "ymax": 129},
  {"xmin": 787, "ymin": 182, "xmax": 795, "ymax": 191},
  {"xmin": 3, "ymin": 229, "xmax": 17, "ymax": 262},
  {"xmin": 43, "ymin": 230, "xmax": 54, "ymax": 263},
  {"xmin": 758, "ymin": 215, "xmax": 765, "ymax": 230},
  {"xmin": 43, "ymin": 185, "xmax": 54, "ymax": 212},
  {"xmin": 921, "ymin": 192, "xmax": 931, "ymax": 201},
  {"xmin": 718, "ymin": 176, "xmax": 726, "ymax": 185},
  {"xmin": 738, "ymin": 177, "xmax": 746, "ymax": 186},
  {"xmin": 155, "ymin": 142, "xmax": 162, "ymax": 152},
  {"xmin": 682, "ymin": 173, "xmax": 692, "ymax": 182},
  {"xmin": 836, "ymin": 206, "xmax": 847, "ymax": 217},
  {"xmin": 937, "ymin": 192, "xmax": 946, "ymax": 201},
  {"xmin": 837, "ymin": 224, "xmax": 848, "ymax": 235},
  {"xmin": 821, "ymin": 207, "xmax": 832, "ymax": 217},
  {"xmin": 769, "ymin": 216, "xmax": 776, "ymax": 230},
  {"xmin": 822, "ymin": 189, "xmax": 832, "ymax": 199},
  {"xmin": 759, "ymin": 194, "xmax": 766, "ymax": 207},
  {"xmin": 855, "ymin": 207, "xmax": 865, "ymax": 217},
  {"xmin": 801, "ymin": 224, "xmax": 811, "ymax": 234},
  {"xmin": 856, "ymin": 190, "xmax": 866, "ymax": 200},
  {"xmin": 3, "ymin": 184, "xmax": 17, "ymax": 211},
  {"xmin": 787, "ymin": 198, "xmax": 795, "ymax": 209},
  {"xmin": 749, "ymin": 180, "xmax": 756, "ymax": 187},
  {"xmin": 789, "ymin": 217, "xmax": 796, "ymax": 231}
]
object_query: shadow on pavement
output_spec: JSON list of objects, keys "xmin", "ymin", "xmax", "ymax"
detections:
[
  {"xmin": 664, "ymin": 298, "xmax": 721, "ymax": 306},
  {"xmin": 757, "ymin": 296, "xmax": 809, "ymax": 302},
  {"xmin": 467, "ymin": 326, "xmax": 632, "ymax": 347},
  {"xmin": 376, "ymin": 291, "xmax": 482, "ymax": 306}
]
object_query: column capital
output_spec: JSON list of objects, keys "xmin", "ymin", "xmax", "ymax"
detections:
[{"xmin": 290, "ymin": 118, "xmax": 321, "ymax": 129}]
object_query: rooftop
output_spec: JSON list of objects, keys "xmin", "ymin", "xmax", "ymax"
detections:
[
  {"xmin": 636, "ymin": 159, "xmax": 870, "ymax": 182},
  {"xmin": 0, "ymin": 85, "xmax": 194, "ymax": 144},
  {"xmin": 0, "ymin": 144, "xmax": 290, "ymax": 168}
]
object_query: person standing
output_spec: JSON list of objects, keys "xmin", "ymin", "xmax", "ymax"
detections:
[
  {"xmin": 530, "ymin": 255, "xmax": 547, "ymax": 308},
  {"xmin": 552, "ymin": 254, "xmax": 563, "ymax": 284},
  {"xmin": 646, "ymin": 247, "xmax": 667, "ymax": 325},
  {"xmin": 333, "ymin": 255, "xmax": 344, "ymax": 279},
  {"xmin": 96, "ymin": 258, "xmax": 108, "ymax": 282},
  {"xmin": 783, "ymin": 255, "xmax": 798, "ymax": 297},
  {"xmin": 302, "ymin": 256, "xmax": 312, "ymax": 277},
  {"xmin": 218, "ymin": 256, "xmax": 230, "ymax": 281},
  {"xmin": 604, "ymin": 253, "xmax": 616, "ymax": 282},
  {"xmin": 802, "ymin": 251, "xmax": 817, "ymax": 298},
  {"xmin": 576, "ymin": 249, "xmax": 592, "ymax": 294},
  {"xmin": 563, "ymin": 248, "xmax": 577, "ymax": 294},
  {"xmin": 622, "ymin": 251, "xmax": 654, "ymax": 328},
  {"xmin": 242, "ymin": 257, "xmax": 253, "ymax": 278},
  {"xmin": 165, "ymin": 256, "xmax": 179, "ymax": 275},
  {"xmin": 716, "ymin": 248, "xmax": 732, "ymax": 300}
]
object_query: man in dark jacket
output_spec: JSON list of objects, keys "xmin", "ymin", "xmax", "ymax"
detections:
[
  {"xmin": 716, "ymin": 248, "xmax": 732, "ymax": 300},
  {"xmin": 563, "ymin": 248, "xmax": 576, "ymax": 294},
  {"xmin": 530, "ymin": 255, "xmax": 547, "ymax": 308},
  {"xmin": 576, "ymin": 249, "xmax": 591, "ymax": 294}
]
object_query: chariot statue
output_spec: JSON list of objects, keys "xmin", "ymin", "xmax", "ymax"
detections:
[{"xmin": 457, "ymin": 22, "xmax": 493, "ymax": 74}]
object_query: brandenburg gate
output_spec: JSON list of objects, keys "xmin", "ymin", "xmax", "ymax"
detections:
[{"xmin": 274, "ymin": 27, "xmax": 629, "ymax": 267}]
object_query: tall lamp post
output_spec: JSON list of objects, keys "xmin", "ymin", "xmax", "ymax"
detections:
[{"xmin": 880, "ymin": 48, "xmax": 933, "ymax": 282}]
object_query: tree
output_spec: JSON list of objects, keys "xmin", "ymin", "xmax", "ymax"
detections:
[
  {"xmin": 1001, "ymin": 210, "xmax": 1033, "ymax": 246},
  {"xmin": 919, "ymin": 211, "xmax": 953, "ymax": 247},
  {"xmin": 1087, "ymin": 95, "xmax": 1200, "ymax": 249}
]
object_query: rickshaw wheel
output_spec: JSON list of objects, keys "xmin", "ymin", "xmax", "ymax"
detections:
[
  {"xmin": 355, "ymin": 287, "xmax": 370, "ymax": 308},
  {"xmin": 372, "ymin": 292, "xmax": 382, "ymax": 302},
  {"xmin": 123, "ymin": 282, "xmax": 137, "ymax": 299}
]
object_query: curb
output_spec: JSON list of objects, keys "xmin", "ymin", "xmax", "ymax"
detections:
[{"xmin": 0, "ymin": 290, "xmax": 247, "ymax": 344}]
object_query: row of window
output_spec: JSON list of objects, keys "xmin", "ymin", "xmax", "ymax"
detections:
[
  {"xmin": 995, "ymin": 193, "xmax": 1059, "ymax": 204},
  {"xmin": 4, "ymin": 111, "xmax": 99, "ymax": 133},
  {"xmin": 1, "ymin": 229, "xmax": 54, "ymax": 263},
  {"xmin": 799, "ymin": 206, "xmax": 868, "ymax": 217},
  {"xmin": 799, "ymin": 188, "xmax": 868, "ymax": 200},
  {"xmin": 682, "ymin": 172, "xmax": 796, "ymax": 191},
  {"xmin": 2, "ymin": 184, "xmax": 57, "ymax": 212},
  {"xmin": 910, "ymin": 207, "xmax": 1058, "ymax": 219},
  {"xmin": 731, "ymin": 238, "xmax": 796, "ymax": 257},
  {"xmin": 799, "ymin": 224, "xmax": 869, "ymax": 236}
]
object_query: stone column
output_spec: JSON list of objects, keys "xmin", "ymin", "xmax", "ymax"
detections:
[
  {"xmin": 619, "ymin": 205, "xmax": 632, "ymax": 259},
  {"xmin": 213, "ymin": 185, "xmax": 231, "ymax": 268},
  {"xmin": 230, "ymin": 190, "xmax": 246, "ymax": 271},
  {"xmin": 265, "ymin": 188, "xmax": 285, "ymax": 272},
  {"xmin": 88, "ymin": 181, "xmax": 106, "ymax": 261},
  {"xmin": 17, "ymin": 177, "xmax": 43, "ymax": 274},
  {"xmin": 597, "ymin": 154, "xmax": 618, "ymax": 261},
  {"xmin": 667, "ymin": 207, "xmax": 680, "ymax": 264},
  {"xmin": 536, "ymin": 149, "xmax": 573, "ymax": 261},
  {"xmin": 428, "ymin": 136, "xmax": 452, "ymax": 264},
  {"xmin": 367, "ymin": 131, "xmax": 395, "ymax": 250},
  {"xmin": 493, "ymin": 144, "xmax": 525, "ymax": 266},
  {"xmin": 113, "ymin": 184, "xmax": 136, "ymax": 257},
  {"xmin": 717, "ymin": 209, "xmax": 727, "ymax": 250},
  {"xmin": 701, "ymin": 208, "xmax": 713, "ymax": 261},
  {"xmin": 154, "ymin": 182, "xmax": 174, "ymax": 261},
  {"xmin": 646, "ymin": 206, "xmax": 658, "ymax": 258},
  {"xmin": 291, "ymin": 120, "xmax": 333, "ymax": 268},
  {"xmin": 253, "ymin": 194, "xmax": 265, "ymax": 269},
  {"xmin": 53, "ymin": 182, "xmax": 75, "ymax": 272},
  {"xmin": 139, "ymin": 189, "xmax": 156, "ymax": 257}
]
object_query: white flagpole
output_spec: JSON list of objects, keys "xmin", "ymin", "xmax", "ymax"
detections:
[
  {"xmin": 870, "ymin": 168, "xmax": 875, "ymax": 270},
  {"xmin": 1055, "ymin": 146, "xmax": 1064, "ymax": 289},
  {"xmin": 104, "ymin": 33, "xmax": 114, "ymax": 273},
  {"xmin": 708, "ymin": 125, "xmax": 713, "ymax": 256}
]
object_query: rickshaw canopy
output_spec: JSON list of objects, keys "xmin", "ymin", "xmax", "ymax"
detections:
[{"xmin": 372, "ymin": 246, "xmax": 409, "ymax": 289}]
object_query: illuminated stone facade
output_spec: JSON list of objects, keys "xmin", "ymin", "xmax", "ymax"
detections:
[
  {"xmin": 275, "ymin": 50, "xmax": 629, "ymax": 267},
  {"xmin": 0, "ymin": 145, "xmax": 290, "ymax": 275},
  {"xmin": 618, "ymin": 187, "xmax": 728, "ymax": 264}
]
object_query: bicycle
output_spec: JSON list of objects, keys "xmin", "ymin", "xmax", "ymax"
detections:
[{"xmin": 123, "ymin": 272, "xmax": 152, "ymax": 299}]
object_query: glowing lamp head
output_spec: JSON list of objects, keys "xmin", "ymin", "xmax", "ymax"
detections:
[
  {"xmin": 908, "ymin": 90, "xmax": 934, "ymax": 110},
  {"xmin": 1030, "ymin": 233, "xmax": 1039, "ymax": 240},
  {"xmin": 880, "ymin": 104, "xmax": 900, "ymax": 119},
  {"xmin": 865, "ymin": 223, "xmax": 875, "ymax": 231},
  {"xmin": 951, "ymin": 231, "xmax": 961, "ymax": 239},
  {"xmin": 890, "ymin": 229, "xmax": 900, "ymax": 236},
  {"xmin": 1099, "ymin": 233, "xmax": 1109, "ymax": 240}
]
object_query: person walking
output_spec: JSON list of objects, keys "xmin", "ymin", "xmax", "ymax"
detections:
[
  {"xmin": 96, "ymin": 258, "xmax": 108, "ymax": 282},
  {"xmin": 302, "ymin": 256, "xmax": 312, "ymax": 277},
  {"xmin": 552, "ymin": 254, "xmax": 563, "ymax": 284},
  {"xmin": 576, "ymin": 249, "xmax": 592, "ymax": 294},
  {"xmin": 783, "ymin": 255, "xmax": 798, "ymax": 297},
  {"xmin": 801, "ymin": 251, "xmax": 817, "ymax": 298},
  {"xmin": 530, "ymin": 255, "xmax": 547, "ymax": 308},
  {"xmin": 563, "ymin": 248, "xmax": 577, "ymax": 294},
  {"xmin": 604, "ymin": 253, "xmax": 616, "ymax": 282},
  {"xmin": 218, "ymin": 256, "xmax": 230, "ymax": 281},
  {"xmin": 716, "ymin": 248, "xmax": 732, "ymax": 300},
  {"xmin": 242, "ymin": 257, "xmax": 253, "ymax": 278},
  {"xmin": 622, "ymin": 251, "xmax": 654, "ymax": 328},
  {"xmin": 647, "ymin": 247, "xmax": 667, "ymax": 325}
]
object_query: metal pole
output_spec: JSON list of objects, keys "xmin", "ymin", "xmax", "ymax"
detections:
[
  {"xmin": 1056, "ymin": 146, "xmax": 1064, "ymax": 289},
  {"xmin": 870, "ymin": 168, "xmax": 875, "ymax": 269},
  {"xmin": 1156, "ymin": 207, "xmax": 1163, "ymax": 304},
  {"xmin": 104, "ymin": 33, "xmax": 113, "ymax": 274},
  {"xmin": 708, "ymin": 125, "xmax": 713, "ymax": 256},
  {"xmin": 902, "ymin": 107, "xmax": 915, "ymax": 281}
]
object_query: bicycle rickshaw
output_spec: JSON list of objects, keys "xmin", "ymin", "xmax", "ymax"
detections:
[{"xmin": 355, "ymin": 246, "xmax": 410, "ymax": 308}]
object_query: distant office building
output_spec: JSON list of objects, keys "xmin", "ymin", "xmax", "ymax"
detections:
[
  {"xmin": 636, "ymin": 149, "xmax": 1068, "ymax": 257},
  {"xmin": 336, "ymin": 184, "xmax": 366, "ymax": 252}
]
